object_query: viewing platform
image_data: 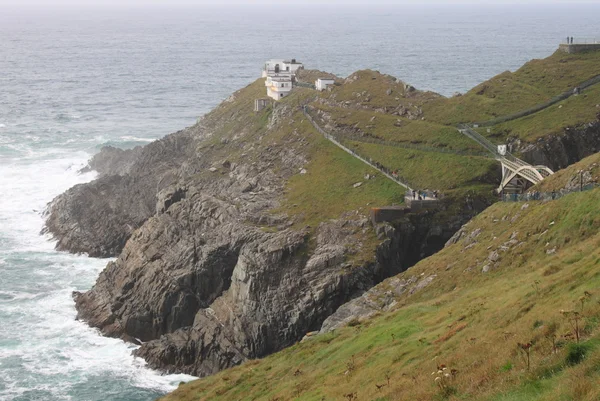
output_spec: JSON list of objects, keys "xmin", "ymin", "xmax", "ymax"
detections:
[
  {"xmin": 559, "ymin": 38, "xmax": 600, "ymax": 54},
  {"xmin": 370, "ymin": 193, "xmax": 440, "ymax": 225},
  {"xmin": 404, "ymin": 190, "xmax": 441, "ymax": 211}
]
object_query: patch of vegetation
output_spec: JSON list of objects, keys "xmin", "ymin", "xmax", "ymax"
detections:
[
  {"xmin": 565, "ymin": 341, "xmax": 594, "ymax": 366},
  {"xmin": 422, "ymin": 50, "xmax": 600, "ymax": 126},
  {"xmin": 530, "ymin": 152, "xmax": 600, "ymax": 193},
  {"xmin": 277, "ymin": 136, "xmax": 403, "ymax": 228},
  {"xmin": 481, "ymin": 84, "xmax": 600, "ymax": 143},
  {"xmin": 313, "ymin": 104, "xmax": 484, "ymax": 153},
  {"xmin": 320, "ymin": 69, "xmax": 440, "ymax": 110},
  {"xmin": 346, "ymin": 140, "xmax": 498, "ymax": 193},
  {"xmin": 161, "ymin": 188, "xmax": 600, "ymax": 401}
]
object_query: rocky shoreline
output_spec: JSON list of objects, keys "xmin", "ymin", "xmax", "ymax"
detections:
[{"xmin": 44, "ymin": 73, "xmax": 600, "ymax": 378}]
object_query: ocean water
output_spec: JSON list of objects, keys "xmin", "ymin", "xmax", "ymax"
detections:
[{"xmin": 0, "ymin": 4, "xmax": 599, "ymax": 400}]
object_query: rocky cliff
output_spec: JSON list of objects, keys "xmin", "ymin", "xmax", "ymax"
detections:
[
  {"xmin": 43, "ymin": 130, "xmax": 200, "ymax": 257},
  {"xmin": 41, "ymin": 78, "xmax": 484, "ymax": 377},
  {"xmin": 513, "ymin": 115, "xmax": 600, "ymax": 170}
]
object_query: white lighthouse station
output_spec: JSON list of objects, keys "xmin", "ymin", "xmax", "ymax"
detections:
[{"xmin": 262, "ymin": 59, "xmax": 303, "ymax": 101}]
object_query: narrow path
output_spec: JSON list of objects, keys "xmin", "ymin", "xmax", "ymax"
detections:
[
  {"xmin": 302, "ymin": 106, "xmax": 412, "ymax": 191},
  {"xmin": 472, "ymin": 73, "xmax": 600, "ymax": 127}
]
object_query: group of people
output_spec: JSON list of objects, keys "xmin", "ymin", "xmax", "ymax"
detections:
[
  {"xmin": 566, "ymin": 36, "xmax": 575, "ymax": 44},
  {"xmin": 411, "ymin": 189, "xmax": 438, "ymax": 201}
]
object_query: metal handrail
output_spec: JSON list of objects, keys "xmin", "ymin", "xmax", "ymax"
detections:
[
  {"xmin": 303, "ymin": 105, "xmax": 413, "ymax": 191},
  {"xmin": 562, "ymin": 38, "xmax": 600, "ymax": 45},
  {"xmin": 473, "ymin": 73, "xmax": 600, "ymax": 127}
]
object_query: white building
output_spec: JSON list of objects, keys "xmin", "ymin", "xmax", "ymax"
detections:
[
  {"xmin": 316, "ymin": 78, "xmax": 335, "ymax": 91},
  {"xmin": 262, "ymin": 59, "xmax": 303, "ymax": 78},
  {"xmin": 262, "ymin": 58, "xmax": 303, "ymax": 100},
  {"xmin": 266, "ymin": 76, "xmax": 293, "ymax": 100}
]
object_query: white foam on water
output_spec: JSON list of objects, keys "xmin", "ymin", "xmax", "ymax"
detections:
[
  {"xmin": 119, "ymin": 136, "xmax": 156, "ymax": 143},
  {"xmin": 0, "ymin": 144, "xmax": 196, "ymax": 400}
]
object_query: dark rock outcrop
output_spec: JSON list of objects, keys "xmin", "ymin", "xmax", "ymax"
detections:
[
  {"xmin": 50, "ymin": 79, "xmax": 486, "ymax": 378},
  {"xmin": 513, "ymin": 118, "xmax": 600, "ymax": 170},
  {"xmin": 44, "ymin": 129, "xmax": 201, "ymax": 257},
  {"xmin": 80, "ymin": 145, "xmax": 144, "ymax": 177}
]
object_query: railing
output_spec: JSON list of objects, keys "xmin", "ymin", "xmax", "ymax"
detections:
[
  {"xmin": 562, "ymin": 38, "xmax": 600, "ymax": 45},
  {"xmin": 472, "ymin": 73, "xmax": 600, "ymax": 127},
  {"xmin": 457, "ymin": 125, "xmax": 549, "ymax": 186},
  {"xmin": 501, "ymin": 183, "xmax": 598, "ymax": 202},
  {"xmin": 303, "ymin": 105, "xmax": 413, "ymax": 191},
  {"xmin": 457, "ymin": 125, "xmax": 499, "ymax": 155},
  {"xmin": 405, "ymin": 189, "xmax": 440, "ymax": 201}
]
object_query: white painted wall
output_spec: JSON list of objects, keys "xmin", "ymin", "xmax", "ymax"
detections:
[{"xmin": 316, "ymin": 79, "xmax": 335, "ymax": 91}]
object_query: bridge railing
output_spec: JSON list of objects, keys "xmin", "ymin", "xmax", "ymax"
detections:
[
  {"xmin": 295, "ymin": 81, "xmax": 316, "ymax": 89},
  {"xmin": 458, "ymin": 125, "xmax": 499, "ymax": 155}
]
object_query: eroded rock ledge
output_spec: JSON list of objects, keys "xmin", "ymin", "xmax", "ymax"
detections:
[{"xmin": 47, "ymin": 83, "xmax": 478, "ymax": 377}]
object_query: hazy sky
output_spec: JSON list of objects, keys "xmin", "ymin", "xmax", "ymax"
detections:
[{"xmin": 0, "ymin": 0, "xmax": 598, "ymax": 6}]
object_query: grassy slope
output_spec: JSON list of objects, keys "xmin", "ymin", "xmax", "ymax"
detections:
[
  {"xmin": 422, "ymin": 50, "xmax": 600, "ymax": 127},
  {"xmin": 346, "ymin": 141, "xmax": 497, "ymax": 193},
  {"xmin": 314, "ymin": 105, "xmax": 483, "ymax": 153},
  {"xmin": 198, "ymin": 79, "xmax": 406, "ymax": 225},
  {"xmin": 530, "ymin": 152, "xmax": 600, "ymax": 192},
  {"xmin": 308, "ymin": 71, "xmax": 500, "ymax": 198},
  {"xmin": 159, "ymin": 53, "xmax": 600, "ymax": 399},
  {"xmin": 162, "ymin": 187, "xmax": 600, "ymax": 401},
  {"xmin": 301, "ymin": 50, "xmax": 600, "ymax": 201},
  {"xmin": 481, "ymin": 84, "xmax": 600, "ymax": 143}
]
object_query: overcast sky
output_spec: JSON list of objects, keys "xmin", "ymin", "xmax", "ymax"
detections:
[{"xmin": 0, "ymin": 0, "xmax": 598, "ymax": 6}]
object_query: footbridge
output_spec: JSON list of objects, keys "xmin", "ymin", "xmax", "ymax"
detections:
[{"xmin": 457, "ymin": 125, "xmax": 554, "ymax": 193}]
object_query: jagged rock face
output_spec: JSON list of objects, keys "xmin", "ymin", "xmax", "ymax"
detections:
[
  {"xmin": 69, "ymin": 155, "xmax": 463, "ymax": 377},
  {"xmin": 80, "ymin": 145, "xmax": 144, "ymax": 177},
  {"xmin": 73, "ymin": 182, "xmax": 396, "ymax": 376},
  {"xmin": 49, "ymin": 86, "xmax": 477, "ymax": 378},
  {"xmin": 514, "ymin": 119, "xmax": 600, "ymax": 170},
  {"xmin": 131, "ymin": 212, "xmax": 460, "ymax": 376},
  {"xmin": 43, "ymin": 130, "xmax": 201, "ymax": 257}
]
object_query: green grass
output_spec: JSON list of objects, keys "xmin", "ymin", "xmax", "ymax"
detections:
[
  {"xmin": 530, "ymin": 152, "xmax": 600, "ymax": 192},
  {"xmin": 482, "ymin": 85, "xmax": 600, "ymax": 143},
  {"xmin": 320, "ymin": 69, "xmax": 440, "ymax": 111},
  {"xmin": 345, "ymin": 140, "xmax": 498, "ymax": 193},
  {"xmin": 422, "ymin": 50, "xmax": 600, "ymax": 126},
  {"xmin": 313, "ymin": 105, "xmax": 484, "ymax": 153},
  {"xmin": 278, "ymin": 137, "xmax": 404, "ymax": 228},
  {"xmin": 162, "ymin": 188, "xmax": 600, "ymax": 401}
]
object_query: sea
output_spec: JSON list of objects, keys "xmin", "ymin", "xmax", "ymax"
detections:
[{"xmin": 0, "ymin": 3, "xmax": 598, "ymax": 401}]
